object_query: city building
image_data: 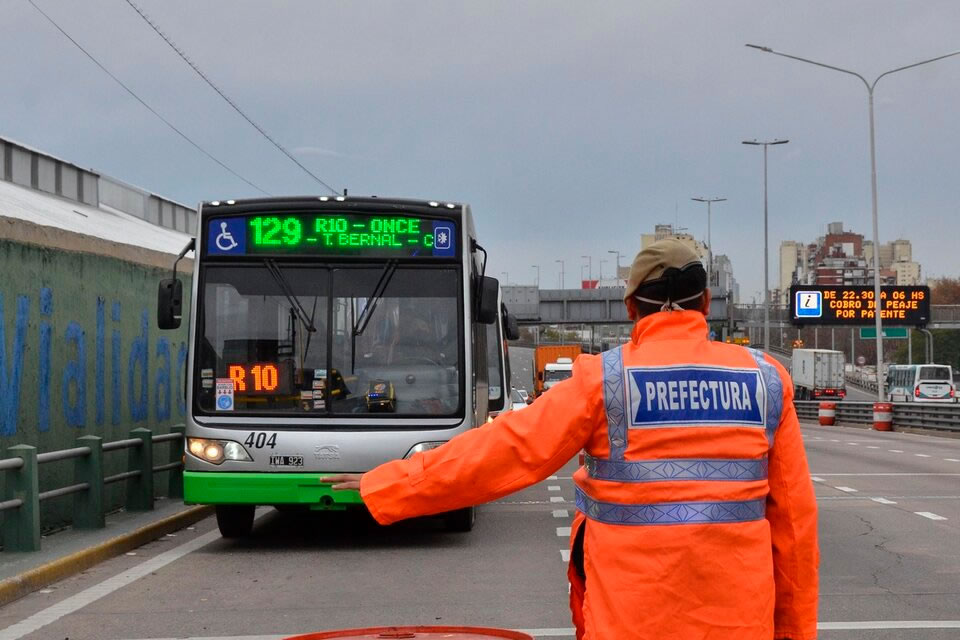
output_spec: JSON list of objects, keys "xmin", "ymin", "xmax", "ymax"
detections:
[{"xmin": 779, "ymin": 221, "xmax": 921, "ymax": 300}]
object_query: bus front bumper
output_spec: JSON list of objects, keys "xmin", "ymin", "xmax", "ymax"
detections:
[{"xmin": 184, "ymin": 471, "xmax": 364, "ymax": 510}]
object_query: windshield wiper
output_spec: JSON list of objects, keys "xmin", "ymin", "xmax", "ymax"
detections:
[
  {"xmin": 353, "ymin": 260, "xmax": 398, "ymax": 337},
  {"xmin": 264, "ymin": 259, "xmax": 316, "ymax": 333}
]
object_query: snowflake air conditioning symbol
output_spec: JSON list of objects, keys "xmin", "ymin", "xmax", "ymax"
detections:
[{"xmin": 436, "ymin": 229, "xmax": 450, "ymax": 248}]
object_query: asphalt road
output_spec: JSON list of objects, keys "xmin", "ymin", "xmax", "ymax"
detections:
[{"xmin": 1, "ymin": 347, "xmax": 959, "ymax": 639}]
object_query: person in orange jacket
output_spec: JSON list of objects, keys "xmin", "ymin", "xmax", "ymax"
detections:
[{"xmin": 324, "ymin": 238, "xmax": 819, "ymax": 640}]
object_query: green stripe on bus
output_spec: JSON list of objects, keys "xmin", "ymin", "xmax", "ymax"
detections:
[{"xmin": 183, "ymin": 471, "xmax": 364, "ymax": 508}]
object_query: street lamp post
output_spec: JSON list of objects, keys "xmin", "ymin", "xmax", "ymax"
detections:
[
  {"xmin": 556, "ymin": 259, "xmax": 565, "ymax": 289},
  {"xmin": 531, "ymin": 264, "xmax": 540, "ymax": 288},
  {"xmin": 608, "ymin": 250, "xmax": 622, "ymax": 280},
  {"xmin": 747, "ymin": 44, "xmax": 960, "ymax": 401},
  {"xmin": 501, "ymin": 271, "xmax": 509, "ymax": 285},
  {"xmin": 743, "ymin": 138, "xmax": 789, "ymax": 354},
  {"xmin": 599, "ymin": 258, "xmax": 607, "ymax": 281},
  {"xmin": 691, "ymin": 197, "xmax": 726, "ymax": 287},
  {"xmin": 581, "ymin": 255, "xmax": 592, "ymax": 284}
]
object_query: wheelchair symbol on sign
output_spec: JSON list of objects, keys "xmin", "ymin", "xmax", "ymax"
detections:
[{"xmin": 215, "ymin": 222, "xmax": 238, "ymax": 251}]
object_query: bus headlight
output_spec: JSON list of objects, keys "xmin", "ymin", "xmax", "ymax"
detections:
[
  {"xmin": 187, "ymin": 438, "xmax": 253, "ymax": 465},
  {"xmin": 404, "ymin": 441, "xmax": 447, "ymax": 458}
]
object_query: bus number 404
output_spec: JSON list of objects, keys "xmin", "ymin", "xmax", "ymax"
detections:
[{"xmin": 244, "ymin": 433, "xmax": 278, "ymax": 449}]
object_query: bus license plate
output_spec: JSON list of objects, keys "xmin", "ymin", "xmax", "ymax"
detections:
[{"xmin": 269, "ymin": 455, "xmax": 304, "ymax": 467}]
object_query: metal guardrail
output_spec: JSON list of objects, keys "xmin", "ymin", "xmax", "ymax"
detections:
[
  {"xmin": 0, "ymin": 426, "xmax": 184, "ymax": 552},
  {"xmin": 795, "ymin": 400, "xmax": 960, "ymax": 433}
]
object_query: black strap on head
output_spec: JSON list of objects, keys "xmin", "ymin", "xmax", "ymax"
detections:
[{"xmin": 633, "ymin": 261, "xmax": 707, "ymax": 312}]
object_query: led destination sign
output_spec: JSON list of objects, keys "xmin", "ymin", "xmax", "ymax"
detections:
[
  {"xmin": 206, "ymin": 213, "xmax": 457, "ymax": 258},
  {"xmin": 790, "ymin": 285, "xmax": 930, "ymax": 326}
]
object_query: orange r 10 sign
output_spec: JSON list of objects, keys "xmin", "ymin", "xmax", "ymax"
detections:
[{"xmin": 789, "ymin": 285, "xmax": 930, "ymax": 326}]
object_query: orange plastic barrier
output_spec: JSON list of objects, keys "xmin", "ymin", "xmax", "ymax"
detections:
[
  {"xmin": 872, "ymin": 402, "xmax": 893, "ymax": 431},
  {"xmin": 818, "ymin": 402, "xmax": 836, "ymax": 426}
]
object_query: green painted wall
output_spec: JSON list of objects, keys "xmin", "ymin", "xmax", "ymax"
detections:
[{"xmin": 0, "ymin": 238, "xmax": 192, "ymax": 537}]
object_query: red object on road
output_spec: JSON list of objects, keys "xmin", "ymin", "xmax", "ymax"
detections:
[
  {"xmin": 818, "ymin": 402, "xmax": 836, "ymax": 426},
  {"xmin": 284, "ymin": 627, "xmax": 533, "ymax": 640},
  {"xmin": 872, "ymin": 402, "xmax": 893, "ymax": 431}
]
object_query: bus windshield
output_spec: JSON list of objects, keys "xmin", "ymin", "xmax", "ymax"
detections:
[
  {"xmin": 196, "ymin": 264, "xmax": 462, "ymax": 417},
  {"xmin": 918, "ymin": 366, "xmax": 951, "ymax": 382},
  {"xmin": 544, "ymin": 369, "xmax": 572, "ymax": 383}
]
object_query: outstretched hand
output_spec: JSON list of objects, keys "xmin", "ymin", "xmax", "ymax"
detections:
[{"xmin": 320, "ymin": 474, "xmax": 364, "ymax": 491}]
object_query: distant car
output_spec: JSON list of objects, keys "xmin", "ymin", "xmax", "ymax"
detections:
[
  {"xmin": 516, "ymin": 389, "xmax": 531, "ymax": 404},
  {"xmin": 511, "ymin": 388, "xmax": 528, "ymax": 411}
]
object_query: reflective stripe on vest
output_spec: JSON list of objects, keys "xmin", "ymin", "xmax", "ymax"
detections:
[
  {"xmin": 584, "ymin": 453, "xmax": 768, "ymax": 482},
  {"xmin": 746, "ymin": 348, "xmax": 784, "ymax": 446},
  {"xmin": 576, "ymin": 486, "xmax": 766, "ymax": 526},
  {"xmin": 601, "ymin": 346, "xmax": 628, "ymax": 461}
]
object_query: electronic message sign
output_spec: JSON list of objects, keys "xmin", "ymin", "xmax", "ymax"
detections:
[
  {"xmin": 206, "ymin": 213, "xmax": 457, "ymax": 258},
  {"xmin": 789, "ymin": 285, "xmax": 930, "ymax": 326}
]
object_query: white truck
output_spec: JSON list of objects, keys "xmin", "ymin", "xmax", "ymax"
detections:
[{"xmin": 791, "ymin": 349, "xmax": 846, "ymax": 401}]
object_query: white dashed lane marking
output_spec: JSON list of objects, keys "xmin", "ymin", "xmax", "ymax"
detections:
[
  {"xmin": 889, "ymin": 449, "xmax": 904, "ymax": 453},
  {"xmin": 915, "ymin": 453, "xmax": 931, "ymax": 458},
  {"xmin": 866, "ymin": 446, "xmax": 879, "ymax": 449},
  {"xmin": 871, "ymin": 497, "xmax": 898, "ymax": 505},
  {"xmin": 835, "ymin": 486, "xmax": 859, "ymax": 493},
  {"xmin": 947, "ymin": 458, "xmax": 960, "ymax": 462},
  {"xmin": 552, "ymin": 509, "xmax": 569, "ymax": 518},
  {"xmin": 557, "ymin": 527, "xmax": 571, "ymax": 537},
  {"xmin": 915, "ymin": 512, "xmax": 948, "ymax": 521},
  {"xmin": 811, "ymin": 476, "xmax": 825, "ymax": 483},
  {"xmin": 560, "ymin": 549, "xmax": 571, "ymax": 562},
  {"xmin": 550, "ymin": 496, "xmax": 566, "ymax": 503},
  {"xmin": 548, "ymin": 485, "xmax": 561, "ymax": 491}
]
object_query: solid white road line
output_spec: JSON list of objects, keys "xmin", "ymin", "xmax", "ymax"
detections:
[
  {"xmin": 915, "ymin": 512, "xmax": 948, "ymax": 521},
  {"xmin": 871, "ymin": 497, "xmax": 898, "ymax": 505},
  {"xmin": 817, "ymin": 620, "xmax": 960, "ymax": 630},
  {"xmin": 809, "ymin": 473, "xmax": 960, "ymax": 477},
  {"xmin": 553, "ymin": 509, "xmax": 569, "ymax": 518},
  {"xmin": 556, "ymin": 527, "xmax": 571, "ymax": 537},
  {"xmin": 121, "ymin": 621, "xmax": 960, "ymax": 639},
  {"xmin": 0, "ymin": 525, "xmax": 224, "ymax": 640},
  {"xmin": 550, "ymin": 496, "xmax": 566, "ymax": 503},
  {"xmin": 548, "ymin": 485, "xmax": 561, "ymax": 491},
  {"xmin": 835, "ymin": 486, "xmax": 859, "ymax": 493}
]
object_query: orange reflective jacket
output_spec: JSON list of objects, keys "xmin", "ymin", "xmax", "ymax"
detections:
[{"xmin": 361, "ymin": 311, "xmax": 819, "ymax": 639}]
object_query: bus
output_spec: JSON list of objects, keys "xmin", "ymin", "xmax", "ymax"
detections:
[
  {"xmin": 157, "ymin": 196, "xmax": 518, "ymax": 537},
  {"xmin": 886, "ymin": 364, "xmax": 956, "ymax": 403}
]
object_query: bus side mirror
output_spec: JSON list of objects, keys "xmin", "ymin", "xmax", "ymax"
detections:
[
  {"xmin": 158, "ymin": 279, "xmax": 183, "ymax": 330},
  {"xmin": 477, "ymin": 276, "xmax": 499, "ymax": 324},
  {"xmin": 504, "ymin": 314, "xmax": 520, "ymax": 340}
]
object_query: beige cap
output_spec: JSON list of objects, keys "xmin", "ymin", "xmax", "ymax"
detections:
[{"xmin": 623, "ymin": 238, "xmax": 704, "ymax": 301}]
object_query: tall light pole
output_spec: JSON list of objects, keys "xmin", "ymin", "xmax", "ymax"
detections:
[
  {"xmin": 501, "ymin": 271, "xmax": 509, "ymax": 285},
  {"xmin": 747, "ymin": 44, "xmax": 960, "ymax": 402},
  {"xmin": 531, "ymin": 264, "xmax": 540, "ymax": 288},
  {"xmin": 743, "ymin": 138, "xmax": 789, "ymax": 354},
  {"xmin": 556, "ymin": 259, "xmax": 565, "ymax": 289},
  {"xmin": 691, "ymin": 197, "xmax": 726, "ymax": 287},
  {"xmin": 581, "ymin": 255, "xmax": 592, "ymax": 283},
  {"xmin": 608, "ymin": 250, "xmax": 622, "ymax": 280},
  {"xmin": 599, "ymin": 258, "xmax": 608, "ymax": 281}
]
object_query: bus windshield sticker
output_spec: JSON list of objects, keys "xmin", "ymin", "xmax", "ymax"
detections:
[{"xmin": 215, "ymin": 379, "xmax": 235, "ymax": 411}]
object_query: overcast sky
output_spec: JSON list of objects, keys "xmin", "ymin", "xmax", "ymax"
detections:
[{"xmin": 3, "ymin": 1, "xmax": 959, "ymax": 298}]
